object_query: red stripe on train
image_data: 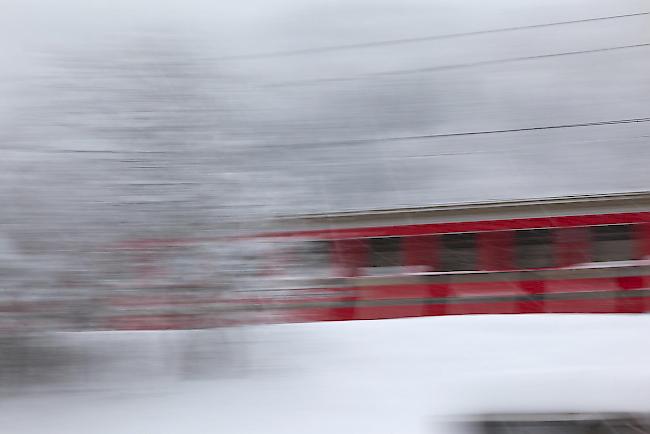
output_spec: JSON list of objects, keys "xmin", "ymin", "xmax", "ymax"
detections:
[
  {"xmin": 258, "ymin": 212, "xmax": 650, "ymax": 240},
  {"xmin": 277, "ymin": 275, "xmax": 650, "ymax": 323}
]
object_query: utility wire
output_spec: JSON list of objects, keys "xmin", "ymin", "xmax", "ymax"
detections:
[
  {"xmin": 294, "ymin": 134, "xmax": 650, "ymax": 166},
  {"xmin": 268, "ymin": 42, "xmax": 650, "ymax": 87},
  {"xmin": 282, "ymin": 116, "xmax": 650, "ymax": 147},
  {"xmin": 220, "ymin": 11, "xmax": 649, "ymax": 60}
]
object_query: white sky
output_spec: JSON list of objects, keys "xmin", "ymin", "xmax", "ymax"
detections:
[{"xmin": 1, "ymin": 0, "xmax": 649, "ymax": 212}]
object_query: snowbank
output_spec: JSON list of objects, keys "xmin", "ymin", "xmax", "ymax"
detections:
[{"xmin": 1, "ymin": 314, "xmax": 649, "ymax": 434}]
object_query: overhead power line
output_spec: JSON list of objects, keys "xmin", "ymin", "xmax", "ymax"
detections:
[
  {"xmin": 221, "ymin": 11, "xmax": 649, "ymax": 60},
  {"xmin": 284, "ymin": 116, "xmax": 650, "ymax": 147},
  {"xmin": 287, "ymin": 134, "xmax": 650, "ymax": 167},
  {"xmin": 268, "ymin": 42, "xmax": 650, "ymax": 86}
]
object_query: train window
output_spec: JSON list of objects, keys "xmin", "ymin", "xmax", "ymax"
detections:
[
  {"xmin": 302, "ymin": 241, "xmax": 332, "ymax": 275},
  {"xmin": 515, "ymin": 229, "xmax": 553, "ymax": 269},
  {"xmin": 591, "ymin": 225, "xmax": 633, "ymax": 262},
  {"xmin": 281, "ymin": 241, "xmax": 331, "ymax": 277},
  {"xmin": 368, "ymin": 237, "xmax": 402, "ymax": 268},
  {"xmin": 440, "ymin": 233, "xmax": 477, "ymax": 271}
]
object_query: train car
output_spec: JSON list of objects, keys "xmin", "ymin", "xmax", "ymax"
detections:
[{"xmin": 253, "ymin": 191, "xmax": 650, "ymax": 322}]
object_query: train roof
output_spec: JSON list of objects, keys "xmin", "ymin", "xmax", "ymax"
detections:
[
  {"xmin": 112, "ymin": 191, "xmax": 650, "ymax": 246},
  {"xmin": 267, "ymin": 190, "xmax": 650, "ymax": 237}
]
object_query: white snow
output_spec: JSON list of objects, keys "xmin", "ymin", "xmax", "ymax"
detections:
[{"xmin": 1, "ymin": 314, "xmax": 650, "ymax": 434}]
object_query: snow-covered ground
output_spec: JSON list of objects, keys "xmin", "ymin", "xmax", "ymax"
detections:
[{"xmin": 1, "ymin": 314, "xmax": 650, "ymax": 434}]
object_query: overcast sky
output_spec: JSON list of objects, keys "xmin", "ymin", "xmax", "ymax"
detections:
[{"xmin": 1, "ymin": 0, "xmax": 649, "ymax": 213}]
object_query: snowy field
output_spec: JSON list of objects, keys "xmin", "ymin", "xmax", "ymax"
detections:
[{"xmin": 1, "ymin": 314, "xmax": 650, "ymax": 434}]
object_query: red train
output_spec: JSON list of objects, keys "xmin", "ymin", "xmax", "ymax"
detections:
[{"xmin": 255, "ymin": 191, "xmax": 650, "ymax": 322}]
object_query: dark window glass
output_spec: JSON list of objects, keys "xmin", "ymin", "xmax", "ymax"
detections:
[
  {"xmin": 515, "ymin": 229, "xmax": 553, "ymax": 269},
  {"xmin": 368, "ymin": 237, "xmax": 402, "ymax": 268},
  {"xmin": 591, "ymin": 225, "xmax": 633, "ymax": 262},
  {"xmin": 440, "ymin": 233, "xmax": 476, "ymax": 271}
]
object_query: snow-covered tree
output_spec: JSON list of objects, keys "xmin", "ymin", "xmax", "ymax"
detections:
[{"xmin": 0, "ymin": 33, "xmax": 297, "ymax": 334}]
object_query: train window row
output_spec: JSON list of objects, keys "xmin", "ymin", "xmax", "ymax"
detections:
[{"xmin": 296, "ymin": 224, "xmax": 640, "ymax": 276}]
